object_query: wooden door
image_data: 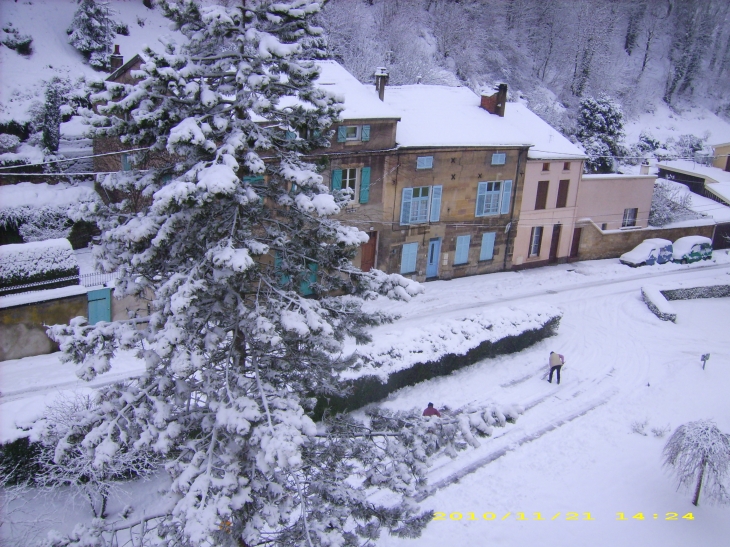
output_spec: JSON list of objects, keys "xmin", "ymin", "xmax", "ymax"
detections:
[
  {"xmin": 549, "ymin": 224, "xmax": 561, "ymax": 263},
  {"xmin": 569, "ymin": 227, "xmax": 581, "ymax": 258},
  {"xmin": 360, "ymin": 231, "xmax": 377, "ymax": 272}
]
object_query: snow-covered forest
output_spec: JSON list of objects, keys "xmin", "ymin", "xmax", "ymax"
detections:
[{"xmin": 317, "ymin": 0, "xmax": 730, "ymax": 129}]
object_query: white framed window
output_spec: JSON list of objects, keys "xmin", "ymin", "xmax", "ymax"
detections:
[
  {"xmin": 400, "ymin": 185, "xmax": 442, "ymax": 225},
  {"xmin": 479, "ymin": 232, "xmax": 496, "ymax": 261},
  {"xmin": 491, "ymin": 153, "xmax": 506, "ymax": 165},
  {"xmin": 475, "ymin": 180, "xmax": 512, "ymax": 217},
  {"xmin": 331, "ymin": 167, "xmax": 372, "ymax": 204},
  {"xmin": 529, "ymin": 226, "xmax": 544, "ymax": 257},
  {"xmin": 454, "ymin": 235, "xmax": 471, "ymax": 265},
  {"xmin": 622, "ymin": 208, "xmax": 638, "ymax": 228},
  {"xmin": 342, "ymin": 168, "xmax": 359, "ymax": 198},
  {"xmin": 401, "ymin": 242, "xmax": 418, "ymax": 274},
  {"xmin": 417, "ymin": 156, "xmax": 434, "ymax": 169},
  {"xmin": 345, "ymin": 126, "xmax": 360, "ymax": 140}
]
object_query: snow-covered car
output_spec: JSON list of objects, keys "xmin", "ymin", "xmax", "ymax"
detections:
[
  {"xmin": 672, "ymin": 236, "xmax": 712, "ymax": 263},
  {"xmin": 619, "ymin": 238, "xmax": 673, "ymax": 267}
]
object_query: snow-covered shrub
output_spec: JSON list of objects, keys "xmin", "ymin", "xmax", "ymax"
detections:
[
  {"xmin": 113, "ymin": 22, "xmax": 129, "ymax": 36},
  {"xmin": 1, "ymin": 23, "xmax": 33, "ymax": 54},
  {"xmin": 652, "ymin": 425, "xmax": 670, "ymax": 438},
  {"xmin": 0, "ymin": 238, "xmax": 79, "ymax": 290},
  {"xmin": 0, "ymin": 437, "xmax": 42, "ymax": 487},
  {"xmin": 0, "ymin": 133, "xmax": 21, "ymax": 153},
  {"xmin": 669, "ymin": 133, "xmax": 706, "ymax": 160},
  {"xmin": 34, "ymin": 393, "xmax": 158, "ymax": 518},
  {"xmin": 18, "ymin": 210, "xmax": 73, "ymax": 242},
  {"xmin": 631, "ymin": 419, "xmax": 648, "ymax": 436},
  {"xmin": 663, "ymin": 420, "xmax": 730, "ymax": 506},
  {"xmin": 648, "ymin": 180, "xmax": 703, "ymax": 226}
]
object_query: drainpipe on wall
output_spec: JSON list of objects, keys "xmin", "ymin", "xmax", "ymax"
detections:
[{"xmin": 503, "ymin": 147, "xmax": 526, "ymax": 271}]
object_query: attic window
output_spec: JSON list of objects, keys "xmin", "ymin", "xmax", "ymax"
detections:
[
  {"xmin": 563, "ymin": 162, "xmax": 571, "ymax": 171},
  {"xmin": 491, "ymin": 153, "xmax": 506, "ymax": 165},
  {"xmin": 345, "ymin": 126, "xmax": 360, "ymax": 140},
  {"xmin": 416, "ymin": 156, "xmax": 434, "ymax": 169},
  {"xmin": 542, "ymin": 162, "xmax": 550, "ymax": 172}
]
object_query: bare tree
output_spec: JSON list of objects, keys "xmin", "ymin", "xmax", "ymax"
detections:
[{"xmin": 663, "ymin": 420, "xmax": 730, "ymax": 506}]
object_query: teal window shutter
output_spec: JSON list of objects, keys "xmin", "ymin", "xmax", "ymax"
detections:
[
  {"xmin": 361, "ymin": 125, "xmax": 370, "ymax": 141},
  {"xmin": 300, "ymin": 261, "xmax": 318, "ymax": 296},
  {"xmin": 331, "ymin": 169, "xmax": 342, "ymax": 190},
  {"xmin": 242, "ymin": 175, "xmax": 264, "ymax": 184},
  {"xmin": 479, "ymin": 232, "xmax": 496, "ymax": 260},
  {"xmin": 275, "ymin": 251, "xmax": 290, "ymax": 286},
  {"xmin": 87, "ymin": 288, "xmax": 111, "ymax": 325},
  {"xmin": 475, "ymin": 182, "xmax": 487, "ymax": 217},
  {"xmin": 400, "ymin": 242, "xmax": 418, "ymax": 274},
  {"xmin": 430, "ymin": 185, "xmax": 442, "ymax": 222},
  {"xmin": 285, "ymin": 130, "xmax": 297, "ymax": 140},
  {"xmin": 337, "ymin": 126, "xmax": 347, "ymax": 142},
  {"xmin": 359, "ymin": 167, "xmax": 371, "ymax": 203},
  {"xmin": 501, "ymin": 180, "xmax": 513, "ymax": 214},
  {"xmin": 455, "ymin": 235, "xmax": 471, "ymax": 264},
  {"xmin": 121, "ymin": 153, "xmax": 131, "ymax": 171},
  {"xmin": 161, "ymin": 173, "xmax": 173, "ymax": 183},
  {"xmin": 400, "ymin": 187, "xmax": 413, "ymax": 225}
]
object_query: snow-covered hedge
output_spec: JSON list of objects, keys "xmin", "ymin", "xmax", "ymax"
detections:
[
  {"xmin": 314, "ymin": 305, "xmax": 561, "ymax": 417},
  {"xmin": 0, "ymin": 238, "xmax": 79, "ymax": 291},
  {"xmin": 641, "ymin": 286, "xmax": 676, "ymax": 322}
]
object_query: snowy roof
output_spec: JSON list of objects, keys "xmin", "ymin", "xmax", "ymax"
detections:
[
  {"xmin": 314, "ymin": 61, "xmax": 400, "ymax": 121},
  {"xmin": 0, "ymin": 181, "xmax": 97, "ymax": 210},
  {"xmin": 657, "ymin": 160, "xmax": 730, "ymax": 184},
  {"xmin": 581, "ymin": 174, "xmax": 656, "ymax": 180},
  {"xmin": 381, "ymin": 85, "xmax": 585, "ymax": 158}
]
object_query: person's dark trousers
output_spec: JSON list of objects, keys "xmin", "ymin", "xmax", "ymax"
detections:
[{"xmin": 548, "ymin": 365, "xmax": 562, "ymax": 384}]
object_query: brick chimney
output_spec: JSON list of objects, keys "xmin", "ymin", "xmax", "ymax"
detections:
[
  {"xmin": 110, "ymin": 45, "xmax": 123, "ymax": 72},
  {"xmin": 480, "ymin": 83, "xmax": 507, "ymax": 117},
  {"xmin": 374, "ymin": 67, "xmax": 389, "ymax": 101}
]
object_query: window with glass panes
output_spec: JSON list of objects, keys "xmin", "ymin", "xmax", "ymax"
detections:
[
  {"xmin": 476, "ymin": 181, "xmax": 502, "ymax": 216},
  {"xmin": 410, "ymin": 186, "xmax": 430, "ymax": 223},
  {"xmin": 342, "ymin": 168, "xmax": 358, "ymax": 197}
]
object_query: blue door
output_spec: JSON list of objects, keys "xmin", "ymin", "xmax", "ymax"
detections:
[
  {"xmin": 88, "ymin": 288, "xmax": 111, "ymax": 324},
  {"xmin": 426, "ymin": 238, "xmax": 441, "ymax": 278}
]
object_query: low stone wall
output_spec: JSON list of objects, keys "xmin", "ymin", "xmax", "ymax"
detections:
[
  {"xmin": 577, "ymin": 221, "xmax": 715, "ymax": 261},
  {"xmin": 641, "ymin": 284, "xmax": 730, "ymax": 322},
  {"xmin": 313, "ymin": 315, "xmax": 560, "ymax": 419}
]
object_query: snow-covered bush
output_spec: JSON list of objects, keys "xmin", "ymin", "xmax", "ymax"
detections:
[
  {"xmin": 1, "ymin": 23, "xmax": 33, "ymax": 54},
  {"xmin": 0, "ymin": 238, "xmax": 79, "ymax": 290},
  {"xmin": 663, "ymin": 420, "xmax": 730, "ymax": 506},
  {"xmin": 34, "ymin": 393, "xmax": 158, "ymax": 519},
  {"xmin": 648, "ymin": 180, "xmax": 702, "ymax": 226},
  {"xmin": 0, "ymin": 133, "xmax": 21, "ymax": 153}
]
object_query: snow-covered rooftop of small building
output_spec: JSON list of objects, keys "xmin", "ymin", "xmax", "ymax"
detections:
[
  {"xmin": 380, "ymin": 85, "xmax": 585, "ymax": 158},
  {"xmin": 314, "ymin": 60, "xmax": 400, "ymax": 121},
  {"xmin": 0, "ymin": 181, "xmax": 97, "ymax": 210},
  {"xmin": 657, "ymin": 177, "xmax": 730, "ymax": 224},
  {"xmin": 657, "ymin": 160, "xmax": 730, "ymax": 183},
  {"xmin": 582, "ymin": 174, "xmax": 656, "ymax": 180}
]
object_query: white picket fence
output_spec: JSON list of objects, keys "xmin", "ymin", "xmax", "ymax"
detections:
[{"xmin": 0, "ymin": 271, "xmax": 119, "ymax": 295}]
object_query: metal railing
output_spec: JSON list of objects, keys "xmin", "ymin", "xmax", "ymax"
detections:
[{"xmin": 0, "ymin": 271, "xmax": 120, "ymax": 296}]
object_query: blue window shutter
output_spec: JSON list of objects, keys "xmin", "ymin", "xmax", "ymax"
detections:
[
  {"xmin": 400, "ymin": 187, "xmax": 413, "ymax": 225},
  {"xmin": 359, "ymin": 167, "xmax": 371, "ymax": 203},
  {"xmin": 401, "ymin": 242, "xmax": 418, "ymax": 274},
  {"xmin": 455, "ymin": 235, "xmax": 471, "ymax": 264},
  {"xmin": 337, "ymin": 126, "xmax": 347, "ymax": 142},
  {"xmin": 242, "ymin": 175, "xmax": 264, "ymax": 184},
  {"xmin": 87, "ymin": 288, "xmax": 111, "ymax": 324},
  {"xmin": 331, "ymin": 169, "xmax": 342, "ymax": 190},
  {"xmin": 430, "ymin": 185, "xmax": 442, "ymax": 222},
  {"xmin": 361, "ymin": 125, "xmax": 370, "ymax": 141},
  {"xmin": 300, "ymin": 261, "xmax": 317, "ymax": 295},
  {"xmin": 161, "ymin": 173, "xmax": 173, "ymax": 183},
  {"xmin": 501, "ymin": 179, "xmax": 513, "ymax": 214},
  {"xmin": 475, "ymin": 182, "xmax": 487, "ymax": 217},
  {"xmin": 285, "ymin": 130, "xmax": 297, "ymax": 140},
  {"xmin": 480, "ymin": 232, "xmax": 496, "ymax": 261},
  {"xmin": 275, "ymin": 251, "xmax": 290, "ymax": 286},
  {"xmin": 121, "ymin": 153, "xmax": 131, "ymax": 171}
]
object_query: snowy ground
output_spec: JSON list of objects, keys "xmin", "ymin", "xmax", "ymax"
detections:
[{"xmin": 2, "ymin": 256, "xmax": 730, "ymax": 546}]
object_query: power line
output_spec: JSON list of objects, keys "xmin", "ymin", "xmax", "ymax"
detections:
[{"xmin": 0, "ymin": 147, "xmax": 152, "ymax": 171}]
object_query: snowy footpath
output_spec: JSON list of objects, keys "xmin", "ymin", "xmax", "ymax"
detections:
[{"xmin": 2, "ymin": 254, "xmax": 730, "ymax": 546}]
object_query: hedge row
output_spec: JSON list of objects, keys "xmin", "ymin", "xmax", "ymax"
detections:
[
  {"xmin": 661, "ymin": 285, "xmax": 730, "ymax": 301},
  {"xmin": 313, "ymin": 314, "xmax": 561, "ymax": 419},
  {"xmin": 0, "ymin": 238, "xmax": 79, "ymax": 292}
]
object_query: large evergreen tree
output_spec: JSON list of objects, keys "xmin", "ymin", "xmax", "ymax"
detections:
[
  {"xmin": 41, "ymin": 77, "xmax": 62, "ymax": 153},
  {"xmin": 576, "ymin": 94, "xmax": 625, "ymax": 173},
  {"xmin": 49, "ymin": 2, "xmax": 433, "ymax": 546},
  {"xmin": 67, "ymin": 0, "xmax": 116, "ymax": 70}
]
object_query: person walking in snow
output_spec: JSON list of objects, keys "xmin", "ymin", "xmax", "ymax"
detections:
[
  {"xmin": 422, "ymin": 402, "xmax": 441, "ymax": 417},
  {"xmin": 548, "ymin": 351, "xmax": 565, "ymax": 384}
]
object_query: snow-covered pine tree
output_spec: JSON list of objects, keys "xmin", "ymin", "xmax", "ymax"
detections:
[
  {"xmin": 67, "ymin": 0, "xmax": 116, "ymax": 70},
  {"xmin": 48, "ymin": 2, "xmax": 431, "ymax": 546},
  {"xmin": 576, "ymin": 94, "xmax": 625, "ymax": 173},
  {"xmin": 663, "ymin": 420, "xmax": 730, "ymax": 506},
  {"xmin": 42, "ymin": 78, "xmax": 62, "ymax": 153}
]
